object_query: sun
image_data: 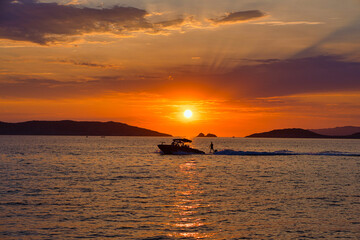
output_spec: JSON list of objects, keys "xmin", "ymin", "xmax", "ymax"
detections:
[{"xmin": 184, "ymin": 109, "xmax": 193, "ymax": 118}]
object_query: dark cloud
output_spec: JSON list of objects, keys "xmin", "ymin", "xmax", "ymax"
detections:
[
  {"xmin": 215, "ymin": 55, "xmax": 360, "ymax": 97},
  {"xmin": 212, "ymin": 10, "xmax": 266, "ymax": 24},
  {"xmin": 0, "ymin": 0, "xmax": 151, "ymax": 44},
  {"xmin": 247, "ymin": 59, "xmax": 280, "ymax": 63},
  {"xmin": 55, "ymin": 59, "xmax": 120, "ymax": 69},
  {"xmin": 235, "ymin": 58, "xmax": 280, "ymax": 64},
  {"xmin": 166, "ymin": 55, "xmax": 360, "ymax": 98}
]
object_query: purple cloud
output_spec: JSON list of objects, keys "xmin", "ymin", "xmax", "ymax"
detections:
[
  {"xmin": 167, "ymin": 55, "xmax": 360, "ymax": 98},
  {"xmin": 212, "ymin": 10, "xmax": 266, "ymax": 24},
  {"xmin": 0, "ymin": 0, "xmax": 151, "ymax": 44}
]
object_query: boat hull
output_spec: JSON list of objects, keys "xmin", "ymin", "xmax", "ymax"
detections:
[{"xmin": 158, "ymin": 144, "xmax": 205, "ymax": 155}]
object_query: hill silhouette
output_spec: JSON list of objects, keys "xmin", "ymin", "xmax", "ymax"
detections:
[
  {"xmin": 0, "ymin": 120, "xmax": 171, "ymax": 136},
  {"xmin": 349, "ymin": 132, "xmax": 360, "ymax": 138},
  {"xmin": 246, "ymin": 128, "xmax": 360, "ymax": 139},
  {"xmin": 309, "ymin": 126, "xmax": 360, "ymax": 136}
]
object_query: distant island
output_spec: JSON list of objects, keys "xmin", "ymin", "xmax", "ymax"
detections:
[
  {"xmin": 246, "ymin": 128, "xmax": 360, "ymax": 139},
  {"xmin": 196, "ymin": 133, "xmax": 217, "ymax": 137},
  {"xmin": 0, "ymin": 120, "xmax": 172, "ymax": 136}
]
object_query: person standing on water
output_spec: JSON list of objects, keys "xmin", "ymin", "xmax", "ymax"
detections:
[{"xmin": 210, "ymin": 142, "xmax": 214, "ymax": 153}]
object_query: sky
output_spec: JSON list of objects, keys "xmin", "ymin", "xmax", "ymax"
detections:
[{"xmin": 0, "ymin": 0, "xmax": 359, "ymax": 137}]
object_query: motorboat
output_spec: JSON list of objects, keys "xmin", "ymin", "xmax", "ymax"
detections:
[{"xmin": 158, "ymin": 138, "xmax": 205, "ymax": 155}]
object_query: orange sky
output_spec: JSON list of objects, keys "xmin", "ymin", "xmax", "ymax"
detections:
[{"xmin": 0, "ymin": 0, "xmax": 359, "ymax": 136}]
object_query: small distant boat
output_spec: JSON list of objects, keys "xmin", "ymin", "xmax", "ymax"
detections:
[{"xmin": 158, "ymin": 138, "xmax": 205, "ymax": 155}]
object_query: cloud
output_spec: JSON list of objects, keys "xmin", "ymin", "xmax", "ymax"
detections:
[
  {"xmin": 239, "ymin": 58, "xmax": 280, "ymax": 64},
  {"xmin": 154, "ymin": 18, "xmax": 185, "ymax": 28},
  {"xmin": 212, "ymin": 10, "xmax": 266, "ymax": 24},
  {"xmin": 216, "ymin": 55, "xmax": 360, "ymax": 98},
  {"xmin": 0, "ymin": 0, "xmax": 267, "ymax": 44},
  {"xmin": 0, "ymin": 74, "xmax": 165, "ymax": 99},
  {"xmin": 54, "ymin": 59, "xmax": 122, "ymax": 69},
  {"xmin": 292, "ymin": 17, "xmax": 360, "ymax": 58},
  {"xmin": 164, "ymin": 55, "xmax": 360, "ymax": 99},
  {"xmin": 2, "ymin": 55, "xmax": 359, "ymax": 100},
  {"xmin": 0, "ymin": 0, "xmax": 151, "ymax": 44},
  {"xmin": 252, "ymin": 21, "xmax": 324, "ymax": 26}
]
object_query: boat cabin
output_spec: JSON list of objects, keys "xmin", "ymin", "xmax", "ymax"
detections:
[{"xmin": 171, "ymin": 138, "xmax": 192, "ymax": 148}]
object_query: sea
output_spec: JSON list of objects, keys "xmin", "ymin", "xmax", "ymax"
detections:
[{"xmin": 0, "ymin": 136, "xmax": 359, "ymax": 239}]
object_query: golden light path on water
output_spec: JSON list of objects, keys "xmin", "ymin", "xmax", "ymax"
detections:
[{"xmin": 167, "ymin": 160, "xmax": 214, "ymax": 239}]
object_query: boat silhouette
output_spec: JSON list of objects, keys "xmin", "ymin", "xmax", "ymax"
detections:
[{"xmin": 158, "ymin": 138, "xmax": 205, "ymax": 155}]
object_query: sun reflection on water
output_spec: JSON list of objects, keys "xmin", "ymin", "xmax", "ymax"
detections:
[{"xmin": 167, "ymin": 159, "xmax": 215, "ymax": 239}]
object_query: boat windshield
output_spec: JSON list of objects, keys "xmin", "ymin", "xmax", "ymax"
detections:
[{"xmin": 171, "ymin": 138, "xmax": 191, "ymax": 147}]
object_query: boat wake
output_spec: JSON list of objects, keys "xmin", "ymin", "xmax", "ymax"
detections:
[
  {"xmin": 158, "ymin": 150, "xmax": 199, "ymax": 155},
  {"xmin": 213, "ymin": 149, "xmax": 360, "ymax": 156}
]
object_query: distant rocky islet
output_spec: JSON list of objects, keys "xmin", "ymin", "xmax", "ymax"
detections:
[{"xmin": 196, "ymin": 133, "xmax": 217, "ymax": 137}]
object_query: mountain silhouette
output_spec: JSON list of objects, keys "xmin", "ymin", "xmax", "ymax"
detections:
[
  {"xmin": 246, "ymin": 128, "xmax": 360, "ymax": 139},
  {"xmin": 0, "ymin": 120, "xmax": 171, "ymax": 136},
  {"xmin": 309, "ymin": 126, "xmax": 360, "ymax": 136}
]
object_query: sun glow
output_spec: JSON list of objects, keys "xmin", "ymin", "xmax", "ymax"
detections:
[{"xmin": 184, "ymin": 109, "xmax": 193, "ymax": 118}]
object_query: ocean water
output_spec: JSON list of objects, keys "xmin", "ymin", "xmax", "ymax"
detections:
[{"xmin": 0, "ymin": 136, "xmax": 359, "ymax": 239}]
